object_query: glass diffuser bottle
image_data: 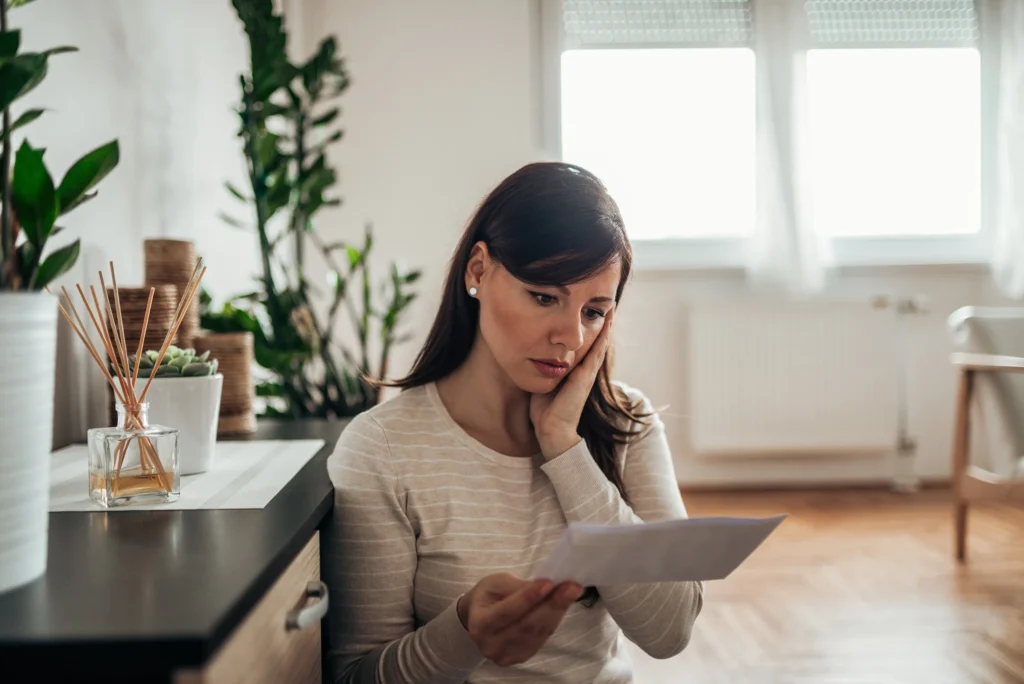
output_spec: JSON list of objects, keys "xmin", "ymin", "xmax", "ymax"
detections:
[
  {"xmin": 88, "ymin": 401, "xmax": 180, "ymax": 507},
  {"xmin": 54, "ymin": 258, "xmax": 205, "ymax": 511}
]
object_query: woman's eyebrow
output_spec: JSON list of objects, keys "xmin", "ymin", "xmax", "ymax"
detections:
[{"xmin": 535, "ymin": 284, "xmax": 614, "ymax": 304}]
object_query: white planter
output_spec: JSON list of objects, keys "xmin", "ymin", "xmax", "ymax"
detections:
[
  {"xmin": 0, "ymin": 293, "xmax": 57, "ymax": 595},
  {"xmin": 133, "ymin": 374, "xmax": 223, "ymax": 475}
]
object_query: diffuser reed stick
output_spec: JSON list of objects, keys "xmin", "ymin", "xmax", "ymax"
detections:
[{"xmin": 53, "ymin": 259, "xmax": 206, "ymax": 497}]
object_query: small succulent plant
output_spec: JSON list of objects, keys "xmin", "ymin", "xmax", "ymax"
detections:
[{"xmin": 125, "ymin": 346, "xmax": 220, "ymax": 379}]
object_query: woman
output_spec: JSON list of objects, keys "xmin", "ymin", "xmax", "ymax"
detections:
[{"xmin": 325, "ymin": 162, "xmax": 704, "ymax": 683}]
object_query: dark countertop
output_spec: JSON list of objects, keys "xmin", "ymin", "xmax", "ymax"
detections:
[{"xmin": 0, "ymin": 419, "xmax": 345, "ymax": 683}]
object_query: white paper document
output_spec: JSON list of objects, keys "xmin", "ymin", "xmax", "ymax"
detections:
[{"xmin": 535, "ymin": 514, "xmax": 786, "ymax": 586}]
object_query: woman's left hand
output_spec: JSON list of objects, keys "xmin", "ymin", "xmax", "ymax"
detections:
[{"xmin": 530, "ymin": 309, "xmax": 615, "ymax": 460}]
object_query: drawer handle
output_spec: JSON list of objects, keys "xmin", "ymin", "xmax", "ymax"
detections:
[{"xmin": 285, "ymin": 581, "xmax": 329, "ymax": 631}]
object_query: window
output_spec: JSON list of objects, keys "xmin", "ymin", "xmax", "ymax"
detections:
[
  {"xmin": 557, "ymin": 0, "xmax": 757, "ymax": 243},
  {"xmin": 804, "ymin": 0, "xmax": 982, "ymax": 243},
  {"xmin": 807, "ymin": 48, "xmax": 981, "ymax": 238},
  {"xmin": 549, "ymin": 0, "xmax": 987, "ymax": 267},
  {"xmin": 561, "ymin": 48, "xmax": 755, "ymax": 240}
]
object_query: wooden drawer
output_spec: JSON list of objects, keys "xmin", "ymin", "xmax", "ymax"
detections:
[{"xmin": 175, "ymin": 532, "xmax": 324, "ymax": 684}]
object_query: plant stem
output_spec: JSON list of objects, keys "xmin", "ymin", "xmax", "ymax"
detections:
[
  {"xmin": 0, "ymin": 0, "xmax": 12, "ymax": 290},
  {"xmin": 292, "ymin": 107, "xmax": 305, "ymax": 293},
  {"xmin": 302, "ymin": 304, "xmax": 353, "ymax": 416},
  {"xmin": 376, "ymin": 336, "xmax": 391, "ymax": 405},
  {"xmin": 360, "ymin": 254, "xmax": 370, "ymax": 375},
  {"xmin": 241, "ymin": 95, "xmax": 282, "ymax": 343}
]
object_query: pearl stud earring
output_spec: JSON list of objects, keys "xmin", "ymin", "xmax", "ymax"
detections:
[{"xmin": 469, "ymin": 287, "xmax": 478, "ymax": 297}]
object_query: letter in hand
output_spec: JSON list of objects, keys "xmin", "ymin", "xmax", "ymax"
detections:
[{"xmin": 459, "ymin": 572, "xmax": 584, "ymax": 667}]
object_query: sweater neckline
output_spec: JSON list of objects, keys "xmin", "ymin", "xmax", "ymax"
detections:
[{"xmin": 424, "ymin": 382, "xmax": 541, "ymax": 469}]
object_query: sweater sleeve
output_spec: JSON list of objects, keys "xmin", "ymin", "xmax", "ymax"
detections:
[
  {"xmin": 324, "ymin": 413, "xmax": 486, "ymax": 683},
  {"xmin": 539, "ymin": 386, "xmax": 705, "ymax": 660}
]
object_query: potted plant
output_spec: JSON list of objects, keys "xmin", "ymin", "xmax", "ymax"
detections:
[
  {"xmin": 127, "ymin": 347, "xmax": 223, "ymax": 476},
  {"xmin": 0, "ymin": 0, "xmax": 119, "ymax": 594},
  {"xmin": 201, "ymin": 0, "xmax": 419, "ymax": 420}
]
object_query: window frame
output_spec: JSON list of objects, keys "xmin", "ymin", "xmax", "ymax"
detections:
[{"xmin": 537, "ymin": 0, "xmax": 998, "ymax": 271}]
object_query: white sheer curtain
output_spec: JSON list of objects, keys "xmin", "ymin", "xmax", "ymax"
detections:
[
  {"xmin": 991, "ymin": 0, "xmax": 1024, "ymax": 298},
  {"xmin": 745, "ymin": 0, "xmax": 831, "ymax": 293}
]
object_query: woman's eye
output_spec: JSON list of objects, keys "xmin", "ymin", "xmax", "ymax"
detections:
[
  {"xmin": 585, "ymin": 308, "xmax": 607, "ymax": 321},
  {"xmin": 531, "ymin": 292, "xmax": 557, "ymax": 306}
]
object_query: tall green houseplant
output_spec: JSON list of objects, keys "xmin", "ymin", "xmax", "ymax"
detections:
[
  {"xmin": 0, "ymin": 0, "xmax": 119, "ymax": 291},
  {"xmin": 203, "ymin": 0, "xmax": 419, "ymax": 419},
  {"xmin": 0, "ymin": 0, "xmax": 119, "ymax": 595}
]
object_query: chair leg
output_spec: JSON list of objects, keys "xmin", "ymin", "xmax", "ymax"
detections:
[
  {"xmin": 951, "ymin": 369, "xmax": 974, "ymax": 563},
  {"xmin": 955, "ymin": 501, "xmax": 968, "ymax": 562}
]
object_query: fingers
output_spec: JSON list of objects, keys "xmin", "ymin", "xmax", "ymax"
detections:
[
  {"xmin": 577, "ymin": 307, "xmax": 616, "ymax": 378},
  {"xmin": 508, "ymin": 582, "xmax": 583, "ymax": 639},
  {"xmin": 555, "ymin": 309, "xmax": 614, "ymax": 406},
  {"xmin": 482, "ymin": 578, "xmax": 554, "ymax": 632},
  {"xmin": 482, "ymin": 582, "xmax": 582, "ymax": 667},
  {"xmin": 477, "ymin": 572, "xmax": 533, "ymax": 599},
  {"xmin": 597, "ymin": 306, "xmax": 615, "ymax": 352},
  {"xmin": 466, "ymin": 575, "xmax": 587, "ymax": 668}
]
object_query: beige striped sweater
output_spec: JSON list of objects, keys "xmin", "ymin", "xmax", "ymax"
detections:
[{"xmin": 325, "ymin": 382, "xmax": 704, "ymax": 683}]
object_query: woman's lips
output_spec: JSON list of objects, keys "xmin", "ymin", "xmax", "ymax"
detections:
[{"xmin": 531, "ymin": 359, "xmax": 569, "ymax": 379}]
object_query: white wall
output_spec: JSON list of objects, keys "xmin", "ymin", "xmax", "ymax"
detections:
[
  {"xmin": 299, "ymin": 0, "xmax": 545, "ymax": 369},
  {"xmin": 304, "ymin": 0, "xmax": 1015, "ymax": 487},
  {"xmin": 17, "ymin": 0, "xmax": 258, "ymax": 443}
]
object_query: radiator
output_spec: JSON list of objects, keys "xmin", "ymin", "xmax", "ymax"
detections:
[{"xmin": 688, "ymin": 297, "xmax": 903, "ymax": 456}]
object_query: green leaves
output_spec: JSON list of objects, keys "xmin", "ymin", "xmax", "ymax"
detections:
[
  {"xmin": 32, "ymin": 238, "xmax": 79, "ymax": 289},
  {"xmin": 11, "ymin": 140, "xmax": 55, "ymax": 246},
  {"xmin": 0, "ymin": 53, "xmax": 46, "ymax": 111},
  {"xmin": 225, "ymin": 181, "xmax": 249, "ymax": 202},
  {"xmin": 127, "ymin": 346, "xmax": 219, "ymax": 379},
  {"xmin": 2, "ymin": 107, "xmax": 44, "ymax": 141},
  {"xmin": 42, "ymin": 46, "xmax": 77, "ymax": 57},
  {"xmin": 231, "ymin": 0, "xmax": 290, "ymax": 103},
  {"xmin": 256, "ymin": 381, "xmax": 287, "ymax": 397},
  {"xmin": 300, "ymin": 36, "xmax": 348, "ymax": 100},
  {"xmin": 312, "ymin": 108, "xmax": 339, "ymax": 127},
  {"xmin": 219, "ymin": 212, "xmax": 247, "ymax": 229},
  {"xmin": 255, "ymin": 130, "xmax": 281, "ymax": 168},
  {"xmin": 0, "ymin": 46, "xmax": 76, "ymax": 115},
  {"xmin": 0, "ymin": 15, "xmax": 117, "ymax": 292},
  {"xmin": 200, "ymin": 301, "xmax": 269, "ymax": 346},
  {"xmin": 0, "ymin": 30, "xmax": 20, "ymax": 59},
  {"xmin": 216, "ymin": 0, "xmax": 417, "ymax": 417},
  {"xmin": 345, "ymin": 244, "xmax": 362, "ymax": 269},
  {"xmin": 10, "ymin": 0, "xmax": 41, "ymax": 8},
  {"xmin": 313, "ymin": 129, "xmax": 342, "ymax": 150},
  {"xmin": 4, "ymin": 137, "xmax": 117, "ymax": 293},
  {"xmin": 10, "ymin": 138, "xmax": 119, "ymax": 285},
  {"xmin": 56, "ymin": 140, "xmax": 119, "ymax": 215},
  {"xmin": 380, "ymin": 262, "xmax": 421, "ymax": 335}
]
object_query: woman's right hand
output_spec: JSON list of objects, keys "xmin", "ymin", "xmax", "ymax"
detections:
[{"xmin": 457, "ymin": 572, "xmax": 583, "ymax": 667}]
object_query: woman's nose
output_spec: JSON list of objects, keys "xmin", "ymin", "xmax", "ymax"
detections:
[{"xmin": 549, "ymin": 311, "xmax": 584, "ymax": 351}]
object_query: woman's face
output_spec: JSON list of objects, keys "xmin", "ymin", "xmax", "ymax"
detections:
[{"xmin": 468, "ymin": 246, "xmax": 621, "ymax": 394}]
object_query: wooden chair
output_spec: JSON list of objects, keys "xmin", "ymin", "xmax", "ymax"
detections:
[{"xmin": 948, "ymin": 307, "xmax": 1024, "ymax": 562}]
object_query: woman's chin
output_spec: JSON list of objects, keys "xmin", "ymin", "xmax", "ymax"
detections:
[{"xmin": 512, "ymin": 368, "xmax": 562, "ymax": 394}]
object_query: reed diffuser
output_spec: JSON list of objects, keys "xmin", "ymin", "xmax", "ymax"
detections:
[{"xmin": 54, "ymin": 259, "xmax": 206, "ymax": 507}]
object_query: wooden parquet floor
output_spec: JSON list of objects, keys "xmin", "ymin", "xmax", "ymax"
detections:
[{"xmin": 627, "ymin": 488, "xmax": 1024, "ymax": 684}]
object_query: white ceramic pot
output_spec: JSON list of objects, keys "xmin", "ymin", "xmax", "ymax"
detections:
[
  {"xmin": 133, "ymin": 374, "xmax": 223, "ymax": 475},
  {"xmin": 0, "ymin": 293, "xmax": 57, "ymax": 595}
]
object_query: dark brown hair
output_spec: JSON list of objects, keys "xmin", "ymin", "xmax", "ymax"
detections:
[{"xmin": 386, "ymin": 162, "xmax": 650, "ymax": 602}]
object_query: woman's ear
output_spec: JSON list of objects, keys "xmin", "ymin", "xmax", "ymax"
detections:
[{"xmin": 464, "ymin": 241, "xmax": 490, "ymax": 295}]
